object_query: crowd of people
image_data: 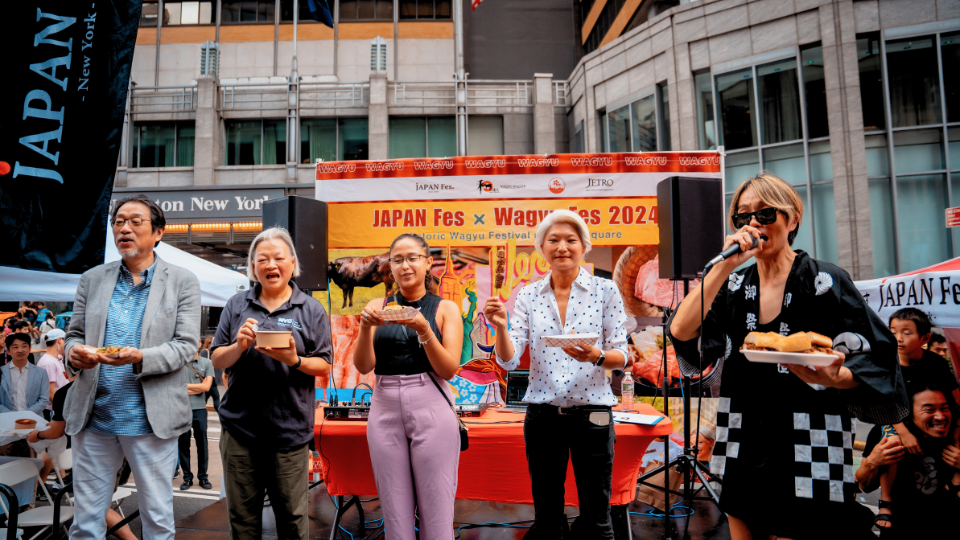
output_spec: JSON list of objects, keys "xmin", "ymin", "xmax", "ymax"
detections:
[{"xmin": 1, "ymin": 175, "xmax": 958, "ymax": 540}]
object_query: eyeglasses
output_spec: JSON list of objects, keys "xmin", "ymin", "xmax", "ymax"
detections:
[
  {"xmin": 389, "ymin": 254, "xmax": 426, "ymax": 266},
  {"xmin": 732, "ymin": 207, "xmax": 780, "ymax": 229},
  {"xmin": 112, "ymin": 217, "xmax": 151, "ymax": 229}
]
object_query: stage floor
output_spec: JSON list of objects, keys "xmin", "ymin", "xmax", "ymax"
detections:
[{"xmin": 173, "ymin": 481, "xmax": 731, "ymax": 540}]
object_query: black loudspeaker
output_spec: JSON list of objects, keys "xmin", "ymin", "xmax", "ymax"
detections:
[
  {"xmin": 657, "ymin": 176, "xmax": 724, "ymax": 280},
  {"xmin": 262, "ymin": 196, "xmax": 328, "ymax": 290}
]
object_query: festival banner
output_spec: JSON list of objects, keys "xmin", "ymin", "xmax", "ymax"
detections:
[
  {"xmin": 314, "ymin": 152, "xmax": 724, "ymax": 406},
  {"xmin": 0, "ymin": 1, "xmax": 142, "ymax": 273}
]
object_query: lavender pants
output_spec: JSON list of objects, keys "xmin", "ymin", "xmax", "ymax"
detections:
[{"xmin": 367, "ymin": 373, "xmax": 460, "ymax": 540}]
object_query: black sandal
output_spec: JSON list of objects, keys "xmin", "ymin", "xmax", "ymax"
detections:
[{"xmin": 874, "ymin": 500, "xmax": 893, "ymax": 529}]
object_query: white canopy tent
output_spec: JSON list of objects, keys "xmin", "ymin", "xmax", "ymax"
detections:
[
  {"xmin": 0, "ymin": 228, "xmax": 249, "ymax": 306},
  {"xmin": 855, "ymin": 255, "xmax": 960, "ymax": 381}
]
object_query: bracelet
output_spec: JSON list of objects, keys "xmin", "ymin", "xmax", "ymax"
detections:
[
  {"xmin": 36, "ymin": 431, "xmax": 44, "ymax": 441},
  {"xmin": 293, "ymin": 356, "xmax": 302, "ymax": 369},
  {"xmin": 418, "ymin": 332, "xmax": 434, "ymax": 347}
]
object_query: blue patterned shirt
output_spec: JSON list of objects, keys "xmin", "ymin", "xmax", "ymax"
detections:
[{"xmin": 87, "ymin": 259, "xmax": 157, "ymax": 436}]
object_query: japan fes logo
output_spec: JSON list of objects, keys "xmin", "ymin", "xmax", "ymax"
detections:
[{"xmin": 548, "ymin": 177, "xmax": 565, "ymax": 194}]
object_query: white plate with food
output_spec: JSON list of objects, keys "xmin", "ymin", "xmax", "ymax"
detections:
[
  {"xmin": 541, "ymin": 333, "xmax": 600, "ymax": 349},
  {"xmin": 375, "ymin": 303, "xmax": 420, "ymax": 322},
  {"xmin": 741, "ymin": 331, "xmax": 838, "ymax": 366}
]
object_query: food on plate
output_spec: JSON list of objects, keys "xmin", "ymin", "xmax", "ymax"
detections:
[
  {"xmin": 742, "ymin": 331, "xmax": 833, "ymax": 354},
  {"xmin": 15, "ymin": 419, "xmax": 37, "ymax": 429},
  {"xmin": 97, "ymin": 346, "xmax": 126, "ymax": 355},
  {"xmin": 383, "ymin": 302, "xmax": 403, "ymax": 311}
]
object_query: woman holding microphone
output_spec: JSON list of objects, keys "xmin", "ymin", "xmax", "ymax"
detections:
[
  {"xmin": 483, "ymin": 210, "xmax": 629, "ymax": 540},
  {"xmin": 353, "ymin": 233, "xmax": 463, "ymax": 540},
  {"xmin": 667, "ymin": 173, "xmax": 904, "ymax": 539},
  {"xmin": 211, "ymin": 227, "xmax": 332, "ymax": 540}
]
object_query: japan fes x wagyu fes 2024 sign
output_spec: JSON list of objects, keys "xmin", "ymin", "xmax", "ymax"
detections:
[{"xmin": 314, "ymin": 152, "xmax": 722, "ymax": 404}]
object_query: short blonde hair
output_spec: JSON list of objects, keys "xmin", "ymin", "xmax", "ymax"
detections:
[
  {"xmin": 247, "ymin": 227, "xmax": 302, "ymax": 282},
  {"xmin": 535, "ymin": 209, "xmax": 593, "ymax": 258},
  {"xmin": 728, "ymin": 171, "xmax": 805, "ymax": 244}
]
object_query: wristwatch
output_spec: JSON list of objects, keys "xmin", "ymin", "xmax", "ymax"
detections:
[{"xmin": 595, "ymin": 350, "xmax": 606, "ymax": 367}]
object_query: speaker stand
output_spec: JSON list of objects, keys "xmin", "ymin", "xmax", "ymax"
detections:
[{"xmin": 634, "ymin": 279, "xmax": 721, "ymax": 540}]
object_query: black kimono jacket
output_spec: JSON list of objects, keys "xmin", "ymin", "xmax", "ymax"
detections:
[{"xmin": 667, "ymin": 251, "xmax": 908, "ymax": 534}]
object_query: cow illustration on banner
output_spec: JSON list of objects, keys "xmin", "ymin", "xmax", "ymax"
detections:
[{"xmin": 313, "ymin": 152, "xmax": 724, "ymax": 403}]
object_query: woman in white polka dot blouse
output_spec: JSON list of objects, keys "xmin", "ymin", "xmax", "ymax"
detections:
[{"xmin": 483, "ymin": 209, "xmax": 629, "ymax": 540}]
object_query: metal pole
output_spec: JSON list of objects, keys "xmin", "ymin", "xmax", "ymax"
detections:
[
  {"xmin": 393, "ymin": 0, "xmax": 399, "ymax": 81},
  {"xmin": 454, "ymin": 0, "xmax": 466, "ymax": 156},
  {"xmin": 155, "ymin": 0, "xmax": 164, "ymax": 86},
  {"xmin": 334, "ymin": 0, "xmax": 340, "ymax": 77},
  {"xmin": 293, "ymin": 0, "xmax": 298, "ymax": 57},
  {"xmin": 274, "ymin": 0, "xmax": 280, "ymax": 76},
  {"xmin": 215, "ymin": 0, "xmax": 221, "ymax": 42}
]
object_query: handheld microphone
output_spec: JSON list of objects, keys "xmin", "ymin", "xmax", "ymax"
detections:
[{"xmin": 703, "ymin": 235, "xmax": 763, "ymax": 273}]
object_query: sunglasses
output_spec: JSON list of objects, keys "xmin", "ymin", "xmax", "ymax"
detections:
[{"xmin": 732, "ymin": 207, "xmax": 781, "ymax": 229}]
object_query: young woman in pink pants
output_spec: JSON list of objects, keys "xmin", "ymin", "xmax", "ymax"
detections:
[{"xmin": 353, "ymin": 234, "xmax": 464, "ymax": 540}]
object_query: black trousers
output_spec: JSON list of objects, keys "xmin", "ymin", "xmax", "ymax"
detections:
[
  {"xmin": 208, "ymin": 384, "xmax": 221, "ymax": 410},
  {"xmin": 178, "ymin": 408, "xmax": 209, "ymax": 481},
  {"xmin": 523, "ymin": 404, "xmax": 616, "ymax": 540}
]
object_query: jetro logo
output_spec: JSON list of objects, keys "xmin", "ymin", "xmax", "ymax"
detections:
[{"xmin": 548, "ymin": 177, "xmax": 565, "ymax": 194}]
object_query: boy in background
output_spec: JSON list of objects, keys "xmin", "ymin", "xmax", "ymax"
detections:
[{"xmin": 873, "ymin": 308, "xmax": 960, "ymax": 529}]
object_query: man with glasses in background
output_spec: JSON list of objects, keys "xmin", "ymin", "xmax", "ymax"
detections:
[{"xmin": 64, "ymin": 194, "xmax": 200, "ymax": 540}]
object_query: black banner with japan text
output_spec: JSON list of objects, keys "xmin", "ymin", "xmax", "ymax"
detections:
[{"xmin": 0, "ymin": 1, "xmax": 142, "ymax": 273}]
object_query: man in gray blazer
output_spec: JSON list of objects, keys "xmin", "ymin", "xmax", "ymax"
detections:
[
  {"xmin": 65, "ymin": 194, "xmax": 200, "ymax": 540},
  {"xmin": 0, "ymin": 333, "xmax": 50, "ymax": 457}
]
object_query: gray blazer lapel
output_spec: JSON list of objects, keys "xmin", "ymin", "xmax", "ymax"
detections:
[
  {"xmin": 95, "ymin": 261, "xmax": 122, "ymax": 348},
  {"xmin": 141, "ymin": 257, "xmax": 170, "ymax": 344}
]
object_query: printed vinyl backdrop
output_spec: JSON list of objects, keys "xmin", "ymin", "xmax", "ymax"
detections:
[{"xmin": 312, "ymin": 152, "xmax": 724, "ymax": 403}]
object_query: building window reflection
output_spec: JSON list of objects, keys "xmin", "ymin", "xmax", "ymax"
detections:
[{"xmin": 132, "ymin": 122, "xmax": 195, "ymax": 168}]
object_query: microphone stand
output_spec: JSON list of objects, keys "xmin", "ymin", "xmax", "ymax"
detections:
[{"xmin": 635, "ymin": 277, "xmax": 721, "ymax": 540}]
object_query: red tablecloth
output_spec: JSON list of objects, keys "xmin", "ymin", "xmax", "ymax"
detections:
[{"xmin": 315, "ymin": 404, "xmax": 672, "ymax": 506}]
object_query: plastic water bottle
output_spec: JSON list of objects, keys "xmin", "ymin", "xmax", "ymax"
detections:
[{"xmin": 621, "ymin": 372, "xmax": 634, "ymax": 411}]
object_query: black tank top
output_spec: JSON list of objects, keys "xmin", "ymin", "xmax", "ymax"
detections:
[{"xmin": 373, "ymin": 292, "xmax": 444, "ymax": 375}]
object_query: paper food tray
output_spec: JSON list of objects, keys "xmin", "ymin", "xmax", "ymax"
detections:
[
  {"xmin": 540, "ymin": 333, "xmax": 600, "ymax": 349},
  {"xmin": 741, "ymin": 349, "xmax": 839, "ymax": 367}
]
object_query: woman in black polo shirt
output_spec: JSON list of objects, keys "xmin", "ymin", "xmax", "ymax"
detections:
[
  {"xmin": 354, "ymin": 233, "xmax": 463, "ymax": 540},
  {"xmin": 212, "ymin": 227, "xmax": 333, "ymax": 540}
]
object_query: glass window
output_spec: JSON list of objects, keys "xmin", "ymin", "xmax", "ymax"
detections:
[
  {"xmin": 869, "ymin": 177, "xmax": 897, "ymax": 277},
  {"xmin": 812, "ymin": 183, "xmax": 838, "ymax": 265},
  {"xmin": 468, "ymin": 116, "xmax": 504, "ymax": 155},
  {"xmin": 176, "ymin": 124, "xmax": 195, "ymax": 167},
  {"xmin": 865, "ymin": 134, "xmax": 889, "ymax": 177},
  {"xmin": 942, "ymin": 33, "xmax": 960, "ymax": 123},
  {"xmin": 949, "ymin": 127, "xmax": 960, "ymax": 170},
  {"xmin": 141, "ymin": 2, "xmax": 159, "ymax": 26},
  {"xmin": 758, "ymin": 58, "xmax": 802, "ymax": 144},
  {"xmin": 428, "ymin": 117, "xmax": 456, "ymax": 157},
  {"xmin": 716, "ymin": 69, "xmax": 757, "ymax": 150},
  {"xmin": 695, "ymin": 71, "xmax": 716, "ymax": 150},
  {"xmin": 763, "ymin": 143, "xmax": 806, "ymax": 186},
  {"xmin": 574, "ymin": 121, "xmax": 584, "ymax": 153},
  {"xmin": 724, "ymin": 150, "xmax": 759, "ymax": 192},
  {"xmin": 607, "ymin": 106, "xmax": 630, "ymax": 152},
  {"xmin": 339, "ymin": 118, "xmax": 369, "ymax": 161},
  {"xmin": 226, "ymin": 120, "xmax": 263, "ymax": 165},
  {"xmin": 281, "ymin": 0, "xmax": 319, "ymax": 21},
  {"xmin": 399, "ymin": 0, "xmax": 450, "ymax": 20},
  {"xmin": 896, "ymin": 174, "xmax": 950, "ymax": 271},
  {"xmin": 658, "ymin": 83, "xmax": 671, "ymax": 151},
  {"xmin": 790, "ymin": 185, "xmax": 813, "ymax": 255},
  {"xmin": 262, "ymin": 119, "xmax": 286, "ymax": 165},
  {"xmin": 893, "ymin": 129, "xmax": 944, "ymax": 174},
  {"xmin": 165, "ymin": 2, "xmax": 182, "ymax": 25},
  {"xmin": 341, "ymin": 0, "xmax": 392, "ymax": 20},
  {"xmin": 389, "ymin": 117, "xmax": 427, "ymax": 158},
  {"xmin": 135, "ymin": 124, "xmax": 176, "ymax": 167},
  {"xmin": 801, "ymin": 45, "xmax": 828, "ymax": 139},
  {"xmin": 809, "ymin": 140, "xmax": 832, "ymax": 183},
  {"xmin": 630, "ymin": 97, "xmax": 656, "ymax": 152},
  {"xmin": 886, "ymin": 37, "xmax": 942, "ymax": 127},
  {"xmin": 857, "ymin": 35, "xmax": 885, "ymax": 131},
  {"xmin": 221, "ymin": 1, "xmax": 274, "ymax": 23},
  {"xmin": 598, "ymin": 112, "xmax": 606, "ymax": 154},
  {"xmin": 301, "ymin": 118, "xmax": 337, "ymax": 163}
]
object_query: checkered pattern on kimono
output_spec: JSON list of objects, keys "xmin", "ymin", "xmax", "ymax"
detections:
[
  {"xmin": 793, "ymin": 412, "xmax": 856, "ymax": 502},
  {"xmin": 710, "ymin": 397, "xmax": 742, "ymax": 475}
]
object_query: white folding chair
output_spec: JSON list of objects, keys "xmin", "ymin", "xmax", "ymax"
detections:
[
  {"xmin": 51, "ymin": 449, "xmax": 72, "ymax": 506},
  {"xmin": 0, "ymin": 460, "xmax": 73, "ymax": 540}
]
